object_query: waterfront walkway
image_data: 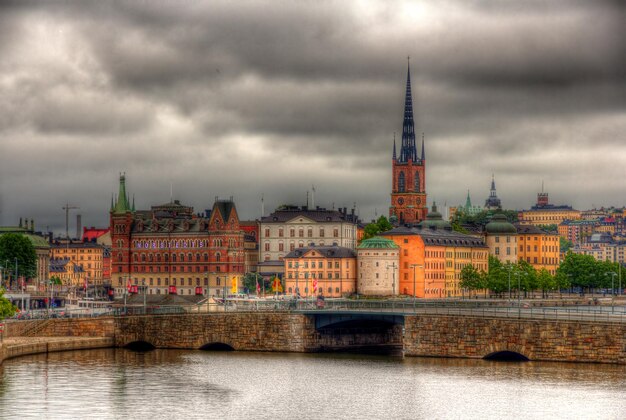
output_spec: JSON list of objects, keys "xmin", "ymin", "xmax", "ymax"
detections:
[{"xmin": 0, "ymin": 336, "xmax": 114, "ymax": 365}]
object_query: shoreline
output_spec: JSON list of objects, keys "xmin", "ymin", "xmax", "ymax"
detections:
[{"xmin": 0, "ymin": 336, "xmax": 114, "ymax": 366}]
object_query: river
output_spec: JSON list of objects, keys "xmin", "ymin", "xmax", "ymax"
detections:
[{"xmin": 1, "ymin": 349, "xmax": 625, "ymax": 419}]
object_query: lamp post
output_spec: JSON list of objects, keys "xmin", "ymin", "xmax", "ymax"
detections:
[
  {"xmin": 295, "ymin": 262, "xmax": 299, "ymax": 299},
  {"xmin": 507, "ymin": 264, "xmax": 513, "ymax": 302},
  {"xmin": 515, "ymin": 272, "xmax": 527, "ymax": 317},
  {"xmin": 606, "ymin": 272, "xmax": 616, "ymax": 313},
  {"xmin": 386, "ymin": 262, "xmax": 398, "ymax": 297},
  {"xmin": 410, "ymin": 264, "xmax": 423, "ymax": 312}
]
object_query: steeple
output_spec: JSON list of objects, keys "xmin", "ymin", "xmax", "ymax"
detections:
[
  {"xmin": 421, "ymin": 133, "xmax": 425, "ymax": 161},
  {"xmin": 113, "ymin": 173, "xmax": 131, "ymax": 214},
  {"xmin": 465, "ymin": 190, "xmax": 472, "ymax": 209},
  {"xmin": 110, "ymin": 194, "xmax": 114, "ymax": 211},
  {"xmin": 399, "ymin": 58, "xmax": 417, "ymax": 163},
  {"xmin": 392, "ymin": 133, "xmax": 397, "ymax": 160}
]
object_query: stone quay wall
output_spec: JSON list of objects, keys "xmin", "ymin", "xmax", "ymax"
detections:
[
  {"xmin": 115, "ymin": 313, "xmax": 318, "ymax": 352},
  {"xmin": 3, "ymin": 318, "xmax": 115, "ymax": 338},
  {"xmin": 404, "ymin": 315, "xmax": 626, "ymax": 364}
]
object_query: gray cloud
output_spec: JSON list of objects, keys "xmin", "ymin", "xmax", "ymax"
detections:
[{"xmin": 0, "ymin": 0, "xmax": 624, "ymax": 234}]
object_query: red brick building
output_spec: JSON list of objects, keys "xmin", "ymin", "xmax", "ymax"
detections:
[
  {"xmin": 390, "ymin": 63, "xmax": 427, "ymax": 225},
  {"xmin": 109, "ymin": 174, "xmax": 245, "ymax": 297}
]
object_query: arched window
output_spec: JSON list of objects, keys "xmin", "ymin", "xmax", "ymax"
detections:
[
  {"xmin": 398, "ymin": 171, "xmax": 405, "ymax": 192},
  {"xmin": 414, "ymin": 171, "xmax": 420, "ymax": 192},
  {"xmin": 216, "ymin": 252, "xmax": 221, "ymax": 262}
]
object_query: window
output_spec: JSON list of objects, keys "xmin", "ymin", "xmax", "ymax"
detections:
[
  {"xmin": 333, "ymin": 229, "xmax": 339, "ymax": 238},
  {"xmin": 320, "ymin": 228, "xmax": 325, "ymax": 237},
  {"xmin": 398, "ymin": 171, "xmax": 405, "ymax": 192},
  {"xmin": 414, "ymin": 171, "xmax": 420, "ymax": 192},
  {"xmin": 279, "ymin": 243, "xmax": 284, "ymax": 252},
  {"xmin": 279, "ymin": 229, "xmax": 284, "ymax": 237},
  {"xmin": 307, "ymin": 229, "xmax": 313, "ymax": 238},
  {"xmin": 265, "ymin": 228, "xmax": 270, "ymax": 237},
  {"xmin": 299, "ymin": 229, "xmax": 304, "ymax": 238},
  {"xmin": 264, "ymin": 243, "xmax": 270, "ymax": 252}
]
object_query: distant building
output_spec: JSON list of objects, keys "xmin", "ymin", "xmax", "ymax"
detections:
[
  {"xmin": 514, "ymin": 224, "xmax": 560, "ymax": 275},
  {"xmin": 382, "ymin": 205, "xmax": 489, "ymax": 298},
  {"xmin": 283, "ymin": 245, "xmax": 356, "ymax": 298},
  {"xmin": 109, "ymin": 174, "xmax": 245, "ymax": 298},
  {"xmin": 259, "ymin": 205, "xmax": 359, "ymax": 268},
  {"xmin": 356, "ymin": 237, "xmax": 400, "ymax": 296},
  {"xmin": 240, "ymin": 221, "xmax": 259, "ymax": 274},
  {"xmin": 484, "ymin": 214, "xmax": 517, "ymax": 264},
  {"xmin": 558, "ymin": 220, "xmax": 598, "ymax": 245},
  {"xmin": 457, "ymin": 190, "xmax": 483, "ymax": 217},
  {"xmin": 484, "ymin": 175, "xmax": 502, "ymax": 210},
  {"xmin": 519, "ymin": 190, "xmax": 580, "ymax": 226},
  {"xmin": 389, "ymin": 62, "xmax": 428, "ymax": 225},
  {"xmin": 50, "ymin": 241, "xmax": 105, "ymax": 286}
]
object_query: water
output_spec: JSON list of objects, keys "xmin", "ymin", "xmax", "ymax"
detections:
[{"xmin": 1, "ymin": 349, "xmax": 626, "ymax": 419}]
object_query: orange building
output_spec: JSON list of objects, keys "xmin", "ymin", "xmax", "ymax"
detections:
[
  {"xmin": 50, "ymin": 241, "xmax": 105, "ymax": 285},
  {"xmin": 284, "ymin": 246, "xmax": 356, "ymax": 298},
  {"xmin": 382, "ymin": 217, "xmax": 488, "ymax": 298},
  {"xmin": 515, "ymin": 224, "xmax": 560, "ymax": 274}
]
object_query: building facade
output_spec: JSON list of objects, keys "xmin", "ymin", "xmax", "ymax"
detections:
[
  {"xmin": 519, "ymin": 191, "xmax": 580, "ymax": 226},
  {"xmin": 259, "ymin": 206, "xmax": 359, "ymax": 264},
  {"xmin": 515, "ymin": 224, "xmax": 560, "ymax": 274},
  {"xmin": 383, "ymin": 209, "xmax": 489, "ymax": 299},
  {"xmin": 109, "ymin": 174, "xmax": 245, "ymax": 297},
  {"xmin": 356, "ymin": 237, "xmax": 400, "ymax": 296},
  {"xmin": 50, "ymin": 242, "xmax": 105, "ymax": 286},
  {"xmin": 283, "ymin": 246, "xmax": 356, "ymax": 298},
  {"xmin": 389, "ymin": 63, "xmax": 427, "ymax": 225},
  {"xmin": 484, "ymin": 214, "xmax": 518, "ymax": 264}
]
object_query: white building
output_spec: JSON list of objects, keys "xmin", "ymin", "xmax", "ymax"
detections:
[{"xmin": 259, "ymin": 206, "xmax": 359, "ymax": 263}]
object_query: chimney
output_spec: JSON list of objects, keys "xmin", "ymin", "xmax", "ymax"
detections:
[
  {"xmin": 29, "ymin": 218, "xmax": 34, "ymax": 232},
  {"xmin": 76, "ymin": 214, "xmax": 82, "ymax": 240}
]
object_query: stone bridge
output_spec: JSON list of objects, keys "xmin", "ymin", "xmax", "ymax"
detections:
[{"xmin": 4, "ymin": 312, "xmax": 626, "ymax": 363}]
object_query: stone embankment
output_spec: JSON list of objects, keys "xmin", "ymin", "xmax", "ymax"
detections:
[{"xmin": 0, "ymin": 317, "xmax": 116, "ymax": 365}]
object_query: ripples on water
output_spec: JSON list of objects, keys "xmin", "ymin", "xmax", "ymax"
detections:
[{"xmin": 1, "ymin": 349, "xmax": 626, "ymax": 419}]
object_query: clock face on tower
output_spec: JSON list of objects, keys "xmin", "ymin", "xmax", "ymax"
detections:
[
  {"xmin": 416, "ymin": 197, "xmax": 421, "ymax": 205},
  {"xmin": 398, "ymin": 198, "xmax": 404, "ymax": 205}
]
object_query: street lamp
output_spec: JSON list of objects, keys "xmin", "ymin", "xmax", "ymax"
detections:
[
  {"xmin": 507, "ymin": 264, "xmax": 513, "ymax": 302},
  {"xmin": 515, "ymin": 272, "xmax": 527, "ymax": 317},
  {"xmin": 386, "ymin": 263, "xmax": 398, "ymax": 297},
  {"xmin": 410, "ymin": 264, "xmax": 423, "ymax": 312},
  {"xmin": 606, "ymin": 272, "xmax": 616, "ymax": 313}
]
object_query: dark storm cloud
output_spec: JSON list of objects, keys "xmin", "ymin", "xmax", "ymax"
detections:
[{"xmin": 0, "ymin": 0, "xmax": 624, "ymax": 233}]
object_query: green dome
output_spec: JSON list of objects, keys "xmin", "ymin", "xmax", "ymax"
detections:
[
  {"xmin": 357, "ymin": 236, "xmax": 399, "ymax": 249},
  {"xmin": 417, "ymin": 203, "xmax": 451, "ymax": 230},
  {"xmin": 485, "ymin": 214, "xmax": 517, "ymax": 234}
]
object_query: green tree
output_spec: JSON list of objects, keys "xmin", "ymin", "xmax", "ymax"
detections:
[
  {"xmin": 0, "ymin": 233, "xmax": 37, "ymax": 287},
  {"xmin": 361, "ymin": 216, "xmax": 394, "ymax": 241},
  {"xmin": 0, "ymin": 288, "xmax": 16, "ymax": 319},
  {"xmin": 459, "ymin": 264, "xmax": 482, "ymax": 297},
  {"xmin": 537, "ymin": 268, "xmax": 556, "ymax": 298},
  {"xmin": 242, "ymin": 272, "xmax": 267, "ymax": 295},
  {"xmin": 485, "ymin": 256, "xmax": 508, "ymax": 295}
]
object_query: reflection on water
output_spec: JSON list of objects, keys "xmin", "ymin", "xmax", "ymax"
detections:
[{"xmin": 1, "ymin": 349, "xmax": 626, "ymax": 419}]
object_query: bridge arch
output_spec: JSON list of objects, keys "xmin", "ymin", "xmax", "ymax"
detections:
[
  {"xmin": 199, "ymin": 342, "xmax": 235, "ymax": 351},
  {"xmin": 124, "ymin": 341, "xmax": 156, "ymax": 351},
  {"xmin": 484, "ymin": 350, "xmax": 529, "ymax": 362}
]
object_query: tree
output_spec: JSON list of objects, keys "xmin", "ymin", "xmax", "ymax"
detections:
[
  {"xmin": 459, "ymin": 264, "xmax": 482, "ymax": 297},
  {"xmin": 559, "ymin": 237, "xmax": 573, "ymax": 253},
  {"xmin": 361, "ymin": 216, "xmax": 394, "ymax": 241},
  {"xmin": 242, "ymin": 272, "xmax": 267, "ymax": 295},
  {"xmin": 0, "ymin": 288, "xmax": 16, "ymax": 319},
  {"xmin": 485, "ymin": 256, "xmax": 508, "ymax": 295},
  {"xmin": 537, "ymin": 268, "xmax": 556, "ymax": 298},
  {"xmin": 0, "ymin": 233, "xmax": 37, "ymax": 287}
]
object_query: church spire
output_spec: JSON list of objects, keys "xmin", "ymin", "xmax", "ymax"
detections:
[
  {"xmin": 421, "ymin": 132, "xmax": 425, "ymax": 161},
  {"xmin": 399, "ymin": 58, "xmax": 417, "ymax": 163},
  {"xmin": 392, "ymin": 132, "xmax": 397, "ymax": 160},
  {"xmin": 113, "ymin": 172, "xmax": 131, "ymax": 214}
]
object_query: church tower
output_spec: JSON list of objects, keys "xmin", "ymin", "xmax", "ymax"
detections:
[
  {"xmin": 110, "ymin": 173, "xmax": 134, "ymax": 291},
  {"xmin": 389, "ymin": 62, "xmax": 427, "ymax": 225}
]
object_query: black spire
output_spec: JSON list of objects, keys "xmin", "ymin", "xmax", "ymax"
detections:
[
  {"xmin": 392, "ymin": 132, "xmax": 397, "ymax": 160},
  {"xmin": 399, "ymin": 59, "xmax": 417, "ymax": 163},
  {"xmin": 421, "ymin": 132, "xmax": 425, "ymax": 161}
]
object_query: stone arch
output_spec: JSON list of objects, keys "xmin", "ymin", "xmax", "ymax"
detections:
[
  {"xmin": 124, "ymin": 341, "xmax": 156, "ymax": 351},
  {"xmin": 484, "ymin": 350, "xmax": 529, "ymax": 362},
  {"xmin": 199, "ymin": 342, "xmax": 235, "ymax": 351}
]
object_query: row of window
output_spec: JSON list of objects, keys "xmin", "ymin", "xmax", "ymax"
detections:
[
  {"xmin": 133, "ymin": 265, "xmax": 228, "ymax": 273},
  {"xmin": 265, "ymin": 228, "xmax": 341, "ymax": 238},
  {"xmin": 287, "ymin": 272, "xmax": 341, "ymax": 279},
  {"xmin": 132, "ymin": 252, "xmax": 219, "ymax": 263},
  {"xmin": 288, "ymin": 261, "xmax": 341, "ymax": 269},
  {"xmin": 132, "ymin": 238, "xmax": 238, "ymax": 249}
]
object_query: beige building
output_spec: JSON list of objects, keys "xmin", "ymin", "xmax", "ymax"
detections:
[
  {"xmin": 484, "ymin": 214, "xmax": 518, "ymax": 264},
  {"xmin": 356, "ymin": 237, "xmax": 400, "ymax": 296},
  {"xmin": 283, "ymin": 245, "xmax": 356, "ymax": 298},
  {"xmin": 50, "ymin": 241, "xmax": 105, "ymax": 285},
  {"xmin": 259, "ymin": 206, "xmax": 359, "ymax": 263}
]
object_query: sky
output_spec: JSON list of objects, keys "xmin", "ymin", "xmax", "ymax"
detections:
[{"xmin": 0, "ymin": 0, "xmax": 624, "ymax": 235}]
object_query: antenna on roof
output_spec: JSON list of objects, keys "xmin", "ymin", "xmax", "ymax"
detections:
[
  {"xmin": 306, "ymin": 190, "xmax": 309, "ymax": 210},
  {"xmin": 311, "ymin": 185, "xmax": 316, "ymax": 209},
  {"xmin": 261, "ymin": 193, "xmax": 265, "ymax": 218},
  {"xmin": 170, "ymin": 182, "xmax": 173, "ymax": 203}
]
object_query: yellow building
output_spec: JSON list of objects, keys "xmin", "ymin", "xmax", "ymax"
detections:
[
  {"xmin": 284, "ymin": 245, "xmax": 356, "ymax": 298},
  {"xmin": 515, "ymin": 224, "xmax": 560, "ymax": 274},
  {"xmin": 519, "ymin": 192, "xmax": 580, "ymax": 226},
  {"xmin": 50, "ymin": 241, "xmax": 105, "ymax": 285}
]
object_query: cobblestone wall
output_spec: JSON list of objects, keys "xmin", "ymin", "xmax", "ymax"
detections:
[{"xmin": 404, "ymin": 315, "xmax": 626, "ymax": 364}]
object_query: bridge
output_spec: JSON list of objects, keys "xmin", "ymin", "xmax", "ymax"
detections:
[{"xmin": 4, "ymin": 303, "xmax": 626, "ymax": 364}]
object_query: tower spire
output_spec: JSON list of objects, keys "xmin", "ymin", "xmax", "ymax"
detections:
[
  {"xmin": 392, "ymin": 132, "xmax": 397, "ymax": 160},
  {"xmin": 399, "ymin": 58, "xmax": 417, "ymax": 163},
  {"xmin": 421, "ymin": 132, "xmax": 425, "ymax": 161},
  {"xmin": 113, "ymin": 172, "xmax": 131, "ymax": 214}
]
